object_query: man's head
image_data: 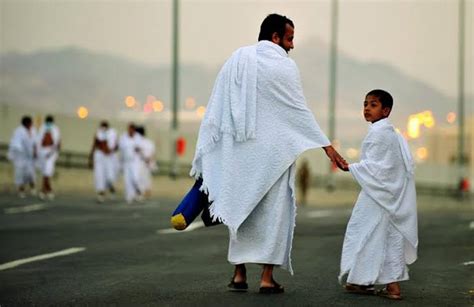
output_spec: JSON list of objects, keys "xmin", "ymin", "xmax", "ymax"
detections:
[
  {"xmin": 258, "ymin": 13, "xmax": 294, "ymax": 53},
  {"xmin": 363, "ymin": 89, "xmax": 393, "ymax": 123},
  {"xmin": 99, "ymin": 120, "xmax": 109, "ymax": 130},
  {"xmin": 127, "ymin": 123, "xmax": 136, "ymax": 136},
  {"xmin": 45, "ymin": 115, "xmax": 54, "ymax": 127},
  {"xmin": 21, "ymin": 116, "xmax": 33, "ymax": 129}
]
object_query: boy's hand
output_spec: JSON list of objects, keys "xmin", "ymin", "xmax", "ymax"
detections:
[{"xmin": 323, "ymin": 146, "xmax": 349, "ymax": 171}]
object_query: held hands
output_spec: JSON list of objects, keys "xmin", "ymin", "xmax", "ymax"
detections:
[{"xmin": 323, "ymin": 145, "xmax": 349, "ymax": 171}]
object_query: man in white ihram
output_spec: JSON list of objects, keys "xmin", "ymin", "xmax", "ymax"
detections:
[
  {"xmin": 36, "ymin": 115, "xmax": 61, "ymax": 200},
  {"xmin": 190, "ymin": 13, "xmax": 347, "ymax": 293},
  {"xmin": 119, "ymin": 123, "xmax": 144, "ymax": 204},
  {"xmin": 8, "ymin": 116, "xmax": 38, "ymax": 198}
]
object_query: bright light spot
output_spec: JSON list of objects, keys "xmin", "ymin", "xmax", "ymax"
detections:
[
  {"xmin": 407, "ymin": 116, "xmax": 420, "ymax": 139},
  {"xmin": 422, "ymin": 111, "xmax": 435, "ymax": 128},
  {"xmin": 125, "ymin": 96, "xmax": 136, "ymax": 108},
  {"xmin": 346, "ymin": 148, "xmax": 359, "ymax": 159},
  {"xmin": 447, "ymin": 112, "xmax": 456, "ymax": 124},
  {"xmin": 416, "ymin": 147, "xmax": 428, "ymax": 160},
  {"xmin": 77, "ymin": 106, "xmax": 88, "ymax": 119},
  {"xmin": 185, "ymin": 97, "xmax": 196, "ymax": 109},
  {"xmin": 153, "ymin": 100, "xmax": 164, "ymax": 112},
  {"xmin": 143, "ymin": 102, "xmax": 153, "ymax": 113},
  {"xmin": 196, "ymin": 106, "xmax": 206, "ymax": 119}
]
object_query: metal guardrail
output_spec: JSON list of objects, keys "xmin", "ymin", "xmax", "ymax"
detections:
[{"xmin": 0, "ymin": 142, "xmax": 191, "ymax": 177}]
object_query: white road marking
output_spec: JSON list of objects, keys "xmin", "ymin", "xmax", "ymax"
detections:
[
  {"xmin": 4, "ymin": 204, "xmax": 47, "ymax": 214},
  {"xmin": 0, "ymin": 247, "xmax": 86, "ymax": 271},
  {"xmin": 469, "ymin": 221, "xmax": 474, "ymax": 230},
  {"xmin": 307, "ymin": 210, "xmax": 334, "ymax": 218},
  {"xmin": 157, "ymin": 221, "xmax": 206, "ymax": 234},
  {"xmin": 462, "ymin": 261, "xmax": 474, "ymax": 266}
]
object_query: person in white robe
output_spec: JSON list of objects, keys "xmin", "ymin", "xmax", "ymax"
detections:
[
  {"xmin": 88, "ymin": 121, "xmax": 117, "ymax": 203},
  {"xmin": 119, "ymin": 123, "xmax": 144, "ymax": 204},
  {"xmin": 8, "ymin": 116, "xmax": 37, "ymax": 198},
  {"xmin": 190, "ymin": 14, "xmax": 347, "ymax": 293},
  {"xmin": 339, "ymin": 89, "xmax": 418, "ymax": 300},
  {"xmin": 135, "ymin": 126, "xmax": 157, "ymax": 198},
  {"xmin": 106, "ymin": 127, "xmax": 120, "ymax": 191},
  {"xmin": 36, "ymin": 115, "xmax": 61, "ymax": 200}
]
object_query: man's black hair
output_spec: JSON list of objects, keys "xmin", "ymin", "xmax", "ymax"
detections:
[
  {"xmin": 21, "ymin": 116, "xmax": 32, "ymax": 127},
  {"xmin": 45, "ymin": 115, "xmax": 54, "ymax": 123},
  {"xmin": 366, "ymin": 89, "xmax": 393, "ymax": 110},
  {"xmin": 135, "ymin": 126, "xmax": 146, "ymax": 136},
  {"xmin": 100, "ymin": 120, "xmax": 109, "ymax": 128},
  {"xmin": 258, "ymin": 13, "xmax": 294, "ymax": 41}
]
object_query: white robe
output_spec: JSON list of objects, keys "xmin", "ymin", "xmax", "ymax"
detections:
[
  {"xmin": 119, "ymin": 132, "xmax": 143, "ymax": 202},
  {"xmin": 8, "ymin": 126, "xmax": 37, "ymax": 186},
  {"xmin": 138, "ymin": 137, "xmax": 156, "ymax": 192},
  {"xmin": 339, "ymin": 118, "xmax": 418, "ymax": 285},
  {"xmin": 191, "ymin": 41, "xmax": 330, "ymax": 273},
  {"xmin": 36, "ymin": 124, "xmax": 60, "ymax": 177},
  {"xmin": 93, "ymin": 129, "xmax": 116, "ymax": 192}
]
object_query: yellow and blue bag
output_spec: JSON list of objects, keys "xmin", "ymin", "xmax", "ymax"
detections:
[{"xmin": 171, "ymin": 178, "xmax": 221, "ymax": 230}]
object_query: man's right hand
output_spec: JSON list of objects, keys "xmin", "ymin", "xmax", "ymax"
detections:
[{"xmin": 323, "ymin": 145, "xmax": 349, "ymax": 171}]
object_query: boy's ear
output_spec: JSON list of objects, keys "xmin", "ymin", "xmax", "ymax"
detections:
[{"xmin": 382, "ymin": 107, "xmax": 391, "ymax": 117}]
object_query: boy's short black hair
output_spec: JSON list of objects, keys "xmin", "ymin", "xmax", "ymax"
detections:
[
  {"xmin": 258, "ymin": 13, "xmax": 294, "ymax": 41},
  {"xmin": 21, "ymin": 115, "xmax": 32, "ymax": 127},
  {"xmin": 366, "ymin": 89, "xmax": 393, "ymax": 110}
]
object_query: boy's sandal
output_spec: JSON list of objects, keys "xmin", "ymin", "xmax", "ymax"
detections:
[
  {"xmin": 344, "ymin": 283, "xmax": 376, "ymax": 295},
  {"xmin": 259, "ymin": 280, "xmax": 284, "ymax": 294},
  {"xmin": 376, "ymin": 288, "xmax": 402, "ymax": 300},
  {"xmin": 227, "ymin": 278, "xmax": 248, "ymax": 292}
]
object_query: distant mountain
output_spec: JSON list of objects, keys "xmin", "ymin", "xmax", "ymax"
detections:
[{"xmin": 1, "ymin": 41, "xmax": 469, "ymax": 144}]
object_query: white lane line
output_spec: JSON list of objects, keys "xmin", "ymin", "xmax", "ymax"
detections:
[
  {"xmin": 157, "ymin": 221, "xmax": 206, "ymax": 234},
  {"xmin": 4, "ymin": 204, "xmax": 47, "ymax": 214},
  {"xmin": 0, "ymin": 247, "xmax": 86, "ymax": 271},
  {"xmin": 469, "ymin": 221, "xmax": 474, "ymax": 230},
  {"xmin": 307, "ymin": 210, "xmax": 334, "ymax": 218},
  {"xmin": 462, "ymin": 261, "xmax": 474, "ymax": 266}
]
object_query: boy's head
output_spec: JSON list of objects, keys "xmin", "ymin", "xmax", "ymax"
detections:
[{"xmin": 364, "ymin": 89, "xmax": 393, "ymax": 123}]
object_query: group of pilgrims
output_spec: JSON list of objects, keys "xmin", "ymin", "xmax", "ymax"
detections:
[{"xmin": 7, "ymin": 116, "xmax": 156, "ymax": 204}]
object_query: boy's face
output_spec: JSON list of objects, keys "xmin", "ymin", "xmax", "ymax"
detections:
[{"xmin": 363, "ymin": 95, "xmax": 391, "ymax": 123}]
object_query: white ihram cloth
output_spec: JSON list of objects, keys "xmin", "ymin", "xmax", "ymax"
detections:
[
  {"xmin": 190, "ymin": 41, "xmax": 330, "ymax": 273},
  {"xmin": 119, "ymin": 132, "xmax": 143, "ymax": 202},
  {"xmin": 138, "ymin": 137, "xmax": 156, "ymax": 192},
  {"xmin": 339, "ymin": 118, "xmax": 418, "ymax": 285},
  {"xmin": 8, "ymin": 125, "xmax": 37, "ymax": 186},
  {"xmin": 93, "ymin": 129, "xmax": 117, "ymax": 192},
  {"xmin": 36, "ymin": 124, "xmax": 60, "ymax": 177}
]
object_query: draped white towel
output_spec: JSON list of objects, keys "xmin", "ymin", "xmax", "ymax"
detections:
[{"xmin": 191, "ymin": 40, "xmax": 330, "ymax": 239}]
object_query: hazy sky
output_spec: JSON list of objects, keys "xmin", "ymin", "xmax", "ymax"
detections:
[{"xmin": 1, "ymin": 0, "xmax": 473, "ymax": 98}]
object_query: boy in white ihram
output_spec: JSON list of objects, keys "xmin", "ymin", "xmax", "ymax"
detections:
[
  {"xmin": 339, "ymin": 89, "xmax": 418, "ymax": 300},
  {"xmin": 119, "ymin": 123, "xmax": 144, "ymax": 204}
]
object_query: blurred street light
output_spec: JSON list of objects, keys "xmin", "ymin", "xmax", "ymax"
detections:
[
  {"xmin": 153, "ymin": 100, "xmax": 164, "ymax": 112},
  {"xmin": 125, "ymin": 96, "xmax": 136, "ymax": 108},
  {"xmin": 196, "ymin": 106, "xmax": 206, "ymax": 119},
  {"xmin": 77, "ymin": 106, "xmax": 88, "ymax": 119},
  {"xmin": 185, "ymin": 97, "xmax": 196, "ymax": 109},
  {"xmin": 447, "ymin": 112, "xmax": 456, "ymax": 124},
  {"xmin": 416, "ymin": 147, "xmax": 428, "ymax": 161}
]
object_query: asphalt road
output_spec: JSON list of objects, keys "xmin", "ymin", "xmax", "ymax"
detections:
[{"xmin": 0, "ymin": 192, "xmax": 472, "ymax": 306}]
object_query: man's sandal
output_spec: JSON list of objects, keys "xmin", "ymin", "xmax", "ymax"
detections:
[
  {"xmin": 376, "ymin": 288, "xmax": 402, "ymax": 300},
  {"xmin": 227, "ymin": 278, "xmax": 248, "ymax": 292},
  {"xmin": 344, "ymin": 283, "xmax": 376, "ymax": 295},
  {"xmin": 259, "ymin": 280, "xmax": 284, "ymax": 294}
]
